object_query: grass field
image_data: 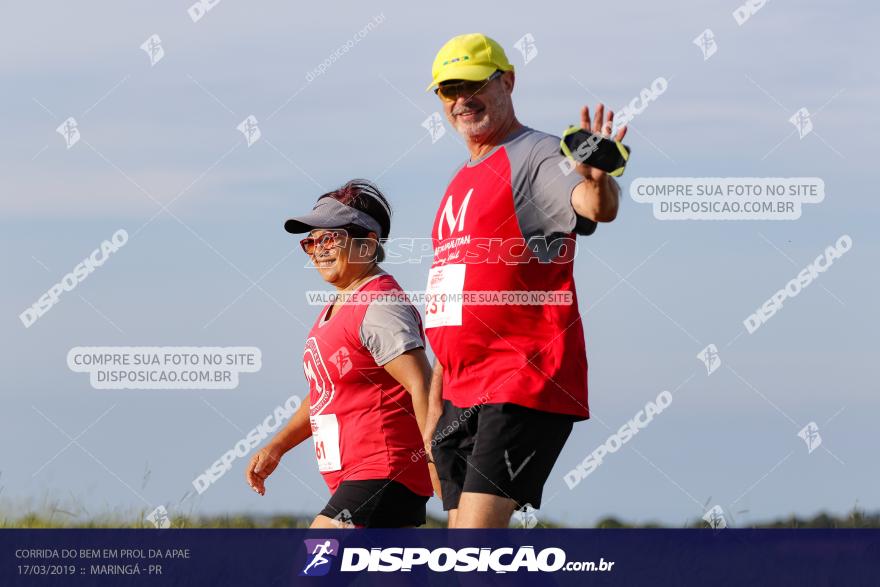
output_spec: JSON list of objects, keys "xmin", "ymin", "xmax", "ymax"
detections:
[{"xmin": 2, "ymin": 503, "xmax": 877, "ymax": 529}]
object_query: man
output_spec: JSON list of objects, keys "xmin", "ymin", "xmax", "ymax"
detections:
[{"xmin": 422, "ymin": 33, "xmax": 628, "ymax": 528}]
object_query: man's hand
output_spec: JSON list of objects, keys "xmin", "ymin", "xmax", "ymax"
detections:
[
  {"xmin": 576, "ymin": 103, "xmax": 628, "ymax": 181},
  {"xmin": 571, "ymin": 103, "xmax": 627, "ymax": 222},
  {"xmin": 423, "ymin": 436, "xmax": 443, "ymax": 498}
]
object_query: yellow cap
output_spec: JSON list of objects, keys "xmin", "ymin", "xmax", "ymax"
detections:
[{"xmin": 426, "ymin": 33, "xmax": 514, "ymax": 91}]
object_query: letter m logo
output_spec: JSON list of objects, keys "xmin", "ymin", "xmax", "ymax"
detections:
[
  {"xmin": 303, "ymin": 337, "xmax": 334, "ymax": 415},
  {"xmin": 437, "ymin": 189, "xmax": 473, "ymax": 240}
]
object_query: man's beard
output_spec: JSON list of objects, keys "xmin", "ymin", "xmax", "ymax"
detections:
[{"xmin": 453, "ymin": 94, "xmax": 510, "ymax": 140}]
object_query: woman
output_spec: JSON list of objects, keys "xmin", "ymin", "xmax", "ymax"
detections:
[{"xmin": 246, "ymin": 179, "xmax": 440, "ymax": 528}]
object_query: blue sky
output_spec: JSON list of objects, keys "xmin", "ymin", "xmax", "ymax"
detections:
[{"xmin": 1, "ymin": 0, "xmax": 877, "ymax": 527}]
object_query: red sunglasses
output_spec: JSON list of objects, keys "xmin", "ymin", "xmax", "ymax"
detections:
[{"xmin": 300, "ymin": 230, "xmax": 347, "ymax": 255}]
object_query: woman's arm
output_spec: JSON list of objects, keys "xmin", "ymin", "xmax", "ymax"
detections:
[
  {"xmin": 383, "ymin": 349, "xmax": 432, "ymax": 437},
  {"xmin": 246, "ymin": 394, "xmax": 311, "ymax": 496},
  {"xmin": 267, "ymin": 394, "xmax": 312, "ymax": 453},
  {"xmin": 383, "ymin": 349, "xmax": 442, "ymax": 497}
]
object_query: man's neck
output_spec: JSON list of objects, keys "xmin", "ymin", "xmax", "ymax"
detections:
[{"xmin": 466, "ymin": 118, "xmax": 524, "ymax": 161}]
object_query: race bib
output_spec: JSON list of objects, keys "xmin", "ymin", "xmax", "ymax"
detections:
[
  {"xmin": 310, "ymin": 414, "xmax": 341, "ymax": 472},
  {"xmin": 425, "ymin": 264, "xmax": 466, "ymax": 328}
]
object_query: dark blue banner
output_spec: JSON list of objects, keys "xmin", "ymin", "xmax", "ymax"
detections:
[{"xmin": 2, "ymin": 529, "xmax": 878, "ymax": 586}]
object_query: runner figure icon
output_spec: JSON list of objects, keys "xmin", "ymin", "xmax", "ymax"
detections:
[{"xmin": 302, "ymin": 540, "xmax": 336, "ymax": 575}]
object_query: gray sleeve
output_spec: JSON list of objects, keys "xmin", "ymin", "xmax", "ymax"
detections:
[
  {"xmin": 507, "ymin": 131, "xmax": 595, "ymax": 240},
  {"xmin": 359, "ymin": 301, "xmax": 425, "ymax": 366}
]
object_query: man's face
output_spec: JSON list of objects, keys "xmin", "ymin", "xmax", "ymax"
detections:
[{"xmin": 440, "ymin": 71, "xmax": 515, "ymax": 140}]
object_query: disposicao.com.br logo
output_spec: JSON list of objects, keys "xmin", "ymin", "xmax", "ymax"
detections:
[
  {"xmin": 299, "ymin": 541, "xmax": 614, "ymax": 575},
  {"xmin": 301, "ymin": 539, "xmax": 340, "ymax": 577}
]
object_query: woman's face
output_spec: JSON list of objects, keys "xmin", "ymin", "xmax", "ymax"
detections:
[{"xmin": 307, "ymin": 229, "xmax": 377, "ymax": 287}]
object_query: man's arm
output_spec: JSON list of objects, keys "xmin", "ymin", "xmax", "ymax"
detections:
[
  {"xmin": 425, "ymin": 360, "xmax": 444, "ymax": 453},
  {"xmin": 570, "ymin": 103, "xmax": 627, "ymax": 223},
  {"xmin": 571, "ymin": 173, "xmax": 620, "ymax": 222}
]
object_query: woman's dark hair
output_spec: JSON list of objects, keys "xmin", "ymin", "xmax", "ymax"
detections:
[{"xmin": 319, "ymin": 179, "xmax": 392, "ymax": 263}]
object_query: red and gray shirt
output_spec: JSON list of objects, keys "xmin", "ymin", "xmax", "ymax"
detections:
[
  {"xmin": 425, "ymin": 126, "xmax": 591, "ymax": 419},
  {"xmin": 303, "ymin": 272, "xmax": 433, "ymax": 496}
]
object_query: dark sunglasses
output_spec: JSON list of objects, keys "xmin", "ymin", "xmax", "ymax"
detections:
[
  {"xmin": 300, "ymin": 230, "xmax": 347, "ymax": 255},
  {"xmin": 434, "ymin": 70, "xmax": 503, "ymax": 102}
]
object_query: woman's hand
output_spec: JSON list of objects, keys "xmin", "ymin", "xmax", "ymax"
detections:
[
  {"xmin": 245, "ymin": 443, "xmax": 285, "ymax": 496},
  {"xmin": 245, "ymin": 395, "xmax": 312, "ymax": 496}
]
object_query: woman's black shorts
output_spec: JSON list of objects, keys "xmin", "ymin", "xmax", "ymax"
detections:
[{"xmin": 319, "ymin": 479, "xmax": 429, "ymax": 528}]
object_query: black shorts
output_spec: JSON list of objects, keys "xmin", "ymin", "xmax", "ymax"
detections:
[
  {"xmin": 432, "ymin": 401, "xmax": 575, "ymax": 511},
  {"xmin": 319, "ymin": 479, "xmax": 429, "ymax": 528}
]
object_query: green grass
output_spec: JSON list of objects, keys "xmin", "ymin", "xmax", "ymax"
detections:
[
  {"xmin": 596, "ymin": 508, "xmax": 880, "ymax": 529},
  {"xmin": 1, "ymin": 496, "xmax": 876, "ymax": 529},
  {"xmin": 3, "ymin": 510, "xmax": 878, "ymax": 529}
]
